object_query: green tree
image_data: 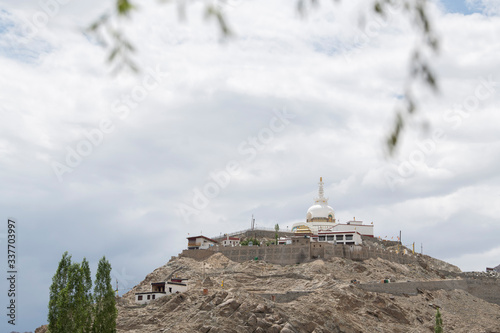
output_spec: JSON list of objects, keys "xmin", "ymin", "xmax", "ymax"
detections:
[
  {"xmin": 434, "ymin": 308, "xmax": 443, "ymax": 333},
  {"xmin": 92, "ymin": 256, "xmax": 117, "ymax": 333},
  {"xmin": 48, "ymin": 253, "xmax": 93, "ymax": 333},
  {"xmin": 74, "ymin": 258, "xmax": 93, "ymax": 333},
  {"xmin": 240, "ymin": 238, "xmax": 261, "ymax": 246},
  {"xmin": 48, "ymin": 252, "xmax": 73, "ymax": 333},
  {"xmin": 274, "ymin": 224, "xmax": 280, "ymax": 244}
]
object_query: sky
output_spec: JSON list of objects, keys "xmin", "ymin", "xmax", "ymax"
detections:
[{"xmin": 0, "ymin": 0, "xmax": 499, "ymax": 331}]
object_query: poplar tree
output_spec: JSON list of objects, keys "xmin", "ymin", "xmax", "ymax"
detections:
[
  {"xmin": 274, "ymin": 223, "xmax": 280, "ymax": 244},
  {"xmin": 48, "ymin": 252, "xmax": 73, "ymax": 333},
  {"xmin": 49, "ymin": 253, "xmax": 117, "ymax": 333},
  {"xmin": 73, "ymin": 258, "xmax": 93, "ymax": 333},
  {"xmin": 92, "ymin": 256, "xmax": 117, "ymax": 333},
  {"xmin": 435, "ymin": 308, "xmax": 443, "ymax": 333}
]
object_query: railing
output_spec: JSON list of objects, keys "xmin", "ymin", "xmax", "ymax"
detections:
[{"xmin": 211, "ymin": 227, "xmax": 293, "ymax": 239}]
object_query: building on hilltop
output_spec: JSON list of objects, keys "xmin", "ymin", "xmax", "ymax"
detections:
[
  {"xmin": 222, "ymin": 235, "xmax": 240, "ymax": 247},
  {"xmin": 291, "ymin": 177, "xmax": 374, "ymax": 245},
  {"xmin": 187, "ymin": 235, "xmax": 218, "ymax": 250},
  {"xmin": 135, "ymin": 277, "xmax": 189, "ymax": 304},
  {"xmin": 486, "ymin": 264, "xmax": 500, "ymax": 273}
]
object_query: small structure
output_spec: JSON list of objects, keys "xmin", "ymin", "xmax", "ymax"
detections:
[
  {"xmin": 313, "ymin": 230, "xmax": 362, "ymax": 245},
  {"xmin": 222, "ymin": 235, "xmax": 240, "ymax": 247},
  {"xmin": 278, "ymin": 237, "xmax": 292, "ymax": 245},
  {"xmin": 135, "ymin": 278, "xmax": 189, "ymax": 304},
  {"xmin": 187, "ymin": 235, "xmax": 218, "ymax": 250},
  {"xmin": 486, "ymin": 264, "xmax": 500, "ymax": 273}
]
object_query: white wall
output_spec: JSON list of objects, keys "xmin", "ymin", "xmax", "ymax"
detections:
[{"xmin": 135, "ymin": 292, "xmax": 167, "ymax": 305}]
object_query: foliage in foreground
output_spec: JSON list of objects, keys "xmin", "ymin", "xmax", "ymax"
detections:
[{"xmin": 48, "ymin": 252, "xmax": 117, "ymax": 333}]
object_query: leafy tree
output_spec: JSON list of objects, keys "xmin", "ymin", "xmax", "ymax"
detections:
[
  {"xmin": 92, "ymin": 256, "xmax": 118, "ymax": 333},
  {"xmin": 434, "ymin": 308, "xmax": 443, "ymax": 333},
  {"xmin": 74, "ymin": 258, "xmax": 93, "ymax": 333},
  {"xmin": 48, "ymin": 252, "xmax": 73, "ymax": 333},
  {"xmin": 89, "ymin": 0, "xmax": 439, "ymax": 154},
  {"xmin": 49, "ymin": 253, "xmax": 116, "ymax": 333},
  {"xmin": 240, "ymin": 238, "xmax": 261, "ymax": 246}
]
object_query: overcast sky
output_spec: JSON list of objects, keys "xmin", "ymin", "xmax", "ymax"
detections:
[{"xmin": 0, "ymin": 0, "xmax": 499, "ymax": 331}]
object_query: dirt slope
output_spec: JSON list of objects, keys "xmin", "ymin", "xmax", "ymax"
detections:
[{"xmin": 116, "ymin": 253, "xmax": 500, "ymax": 333}]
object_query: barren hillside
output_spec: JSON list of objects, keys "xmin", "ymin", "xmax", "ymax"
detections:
[{"xmin": 116, "ymin": 252, "xmax": 500, "ymax": 333}]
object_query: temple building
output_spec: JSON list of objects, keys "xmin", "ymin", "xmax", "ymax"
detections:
[
  {"xmin": 135, "ymin": 277, "xmax": 189, "ymax": 304},
  {"xmin": 291, "ymin": 177, "xmax": 373, "ymax": 244}
]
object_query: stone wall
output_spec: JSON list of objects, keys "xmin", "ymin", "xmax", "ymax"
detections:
[
  {"xmin": 254, "ymin": 291, "xmax": 313, "ymax": 303},
  {"xmin": 181, "ymin": 242, "xmax": 419, "ymax": 266},
  {"xmin": 357, "ymin": 278, "xmax": 500, "ymax": 306},
  {"xmin": 212, "ymin": 244, "xmax": 311, "ymax": 265},
  {"xmin": 324, "ymin": 245, "xmax": 418, "ymax": 265},
  {"xmin": 179, "ymin": 249, "xmax": 215, "ymax": 261},
  {"xmin": 465, "ymin": 277, "xmax": 500, "ymax": 306},
  {"xmin": 358, "ymin": 280, "xmax": 468, "ymax": 296}
]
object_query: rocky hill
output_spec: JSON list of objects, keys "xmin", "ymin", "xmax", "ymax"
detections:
[{"xmin": 116, "ymin": 250, "xmax": 500, "ymax": 333}]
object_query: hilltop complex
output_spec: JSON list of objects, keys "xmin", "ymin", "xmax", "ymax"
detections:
[{"xmin": 291, "ymin": 177, "xmax": 373, "ymax": 244}]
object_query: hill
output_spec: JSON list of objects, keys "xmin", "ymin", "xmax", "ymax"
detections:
[{"xmin": 115, "ymin": 248, "xmax": 500, "ymax": 333}]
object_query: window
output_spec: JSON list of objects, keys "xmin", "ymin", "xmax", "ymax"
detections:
[
  {"xmin": 319, "ymin": 236, "xmax": 325, "ymax": 241},
  {"xmin": 152, "ymin": 295, "xmax": 155, "ymax": 300},
  {"xmin": 147, "ymin": 295, "xmax": 150, "ymax": 300},
  {"xmin": 169, "ymin": 287, "xmax": 172, "ymax": 293},
  {"xmin": 138, "ymin": 295, "xmax": 143, "ymax": 301},
  {"xmin": 336, "ymin": 235, "xmax": 343, "ymax": 240},
  {"xmin": 346, "ymin": 235, "xmax": 353, "ymax": 240},
  {"xmin": 327, "ymin": 236, "xmax": 334, "ymax": 241}
]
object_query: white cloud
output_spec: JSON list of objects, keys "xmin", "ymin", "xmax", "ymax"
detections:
[
  {"xmin": 467, "ymin": 0, "xmax": 500, "ymax": 15},
  {"xmin": 1, "ymin": 1, "xmax": 500, "ymax": 331}
]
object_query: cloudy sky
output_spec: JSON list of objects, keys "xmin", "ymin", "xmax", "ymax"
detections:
[{"xmin": 1, "ymin": 0, "xmax": 499, "ymax": 330}]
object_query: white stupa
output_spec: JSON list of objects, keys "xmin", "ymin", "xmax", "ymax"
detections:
[
  {"xmin": 291, "ymin": 177, "xmax": 374, "ymax": 238},
  {"xmin": 306, "ymin": 177, "xmax": 335, "ymax": 223},
  {"xmin": 292, "ymin": 177, "xmax": 337, "ymax": 234}
]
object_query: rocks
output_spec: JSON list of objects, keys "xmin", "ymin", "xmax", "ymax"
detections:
[
  {"xmin": 280, "ymin": 323, "xmax": 296, "ymax": 333},
  {"xmin": 112, "ymin": 252, "xmax": 500, "ymax": 333},
  {"xmin": 247, "ymin": 313, "xmax": 257, "ymax": 326},
  {"xmin": 254, "ymin": 303, "xmax": 271, "ymax": 313},
  {"xmin": 217, "ymin": 298, "xmax": 241, "ymax": 317}
]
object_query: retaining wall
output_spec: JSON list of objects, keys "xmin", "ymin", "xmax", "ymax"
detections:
[
  {"xmin": 179, "ymin": 249, "xmax": 215, "ymax": 261},
  {"xmin": 212, "ymin": 244, "xmax": 311, "ymax": 265},
  {"xmin": 181, "ymin": 242, "xmax": 419, "ymax": 266},
  {"xmin": 358, "ymin": 280, "xmax": 468, "ymax": 296},
  {"xmin": 254, "ymin": 291, "xmax": 312, "ymax": 303},
  {"xmin": 358, "ymin": 279, "xmax": 500, "ymax": 306}
]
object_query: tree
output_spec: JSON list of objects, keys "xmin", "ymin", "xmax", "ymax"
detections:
[
  {"xmin": 434, "ymin": 308, "xmax": 443, "ymax": 333},
  {"xmin": 48, "ymin": 253, "xmax": 116, "ymax": 333},
  {"xmin": 274, "ymin": 223, "xmax": 280, "ymax": 244},
  {"xmin": 240, "ymin": 238, "xmax": 260, "ymax": 246},
  {"xmin": 89, "ymin": 0, "xmax": 439, "ymax": 154},
  {"xmin": 48, "ymin": 252, "xmax": 72, "ymax": 333},
  {"xmin": 92, "ymin": 256, "xmax": 118, "ymax": 333},
  {"xmin": 48, "ymin": 253, "xmax": 93, "ymax": 333},
  {"xmin": 74, "ymin": 258, "xmax": 93, "ymax": 333}
]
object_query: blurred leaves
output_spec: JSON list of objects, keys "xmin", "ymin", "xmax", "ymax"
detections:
[
  {"xmin": 372, "ymin": 0, "xmax": 439, "ymax": 155},
  {"xmin": 87, "ymin": 0, "xmax": 138, "ymax": 73},
  {"xmin": 89, "ymin": 0, "xmax": 440, "ymax": 154}
]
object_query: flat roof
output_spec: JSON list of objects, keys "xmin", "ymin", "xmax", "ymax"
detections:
[
  {"xmin": 167, "ymin": 281, "xmax": 187, "ymax": 286},
  {"xmin": 187, "ymin": 235, "xmax": 218, "ymax": 243},
  {"xmin": 135, "ymin": 291, "xmax": 167, "ymax": 295}
]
